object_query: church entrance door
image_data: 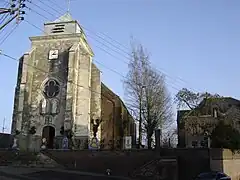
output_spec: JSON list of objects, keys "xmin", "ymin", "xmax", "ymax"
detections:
[{"xmin": 42, "ymin": 126, "xmax": 55, "ymax": 149}]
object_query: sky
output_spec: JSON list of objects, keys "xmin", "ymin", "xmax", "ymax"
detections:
[{"xmin": 0, "ymin": 0, "xmax": 240, "ymax": 134}]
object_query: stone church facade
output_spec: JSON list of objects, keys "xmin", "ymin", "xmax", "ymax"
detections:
[{"xmin": 11, "ymin": 13, "xmax": 135, "ymax": 150}]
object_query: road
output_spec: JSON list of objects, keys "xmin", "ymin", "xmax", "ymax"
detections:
[
  {"xmin": 0, "ymin": 176, "xmax": 18, "ymax": 180},
  {"xmin": 0, "ymin": 167, "xmax": 133, "ymax": 180},
  {"xmin": 27, "ymin": 170, "xmax": 129, "ymax": 180}
]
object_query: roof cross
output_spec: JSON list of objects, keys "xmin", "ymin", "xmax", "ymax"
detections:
[{"xmin": 66, "ymin": 0, "xmax": 71, "ymax": 13}]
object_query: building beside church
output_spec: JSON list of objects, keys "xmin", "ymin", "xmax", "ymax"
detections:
[
  {"xmin": 11, "ymin": 13, "xmax": 136, "ymax": 150},
  {"xmin": 177, "ymin": 97, "xmax": 240, "ymax": 148}
]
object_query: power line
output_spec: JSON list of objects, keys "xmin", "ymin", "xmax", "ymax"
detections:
[
  {"xmin": 0, "ymin": 22, "xmax": 20, "ymax": 46},
  {"xmin": 0, "ymin": 1, "xmax": 9, "ymax": 22},
  {"xmin": 25, "ymin": 6, "xmax": 50, "ymax": 20},
  {"xmin": 36, "ymin": 0, "xmax": 195, "ymax": 90},
  {"xmin": 0, "ymin": 14, "xmax": 10, "ymax": 36},
  {"xmin": 37, "ymin": 0, "xmax": 63, "ymax": 15},
  {"xmin": 0, "ymin": 51, "xmax": 122, "ymax": 103},
  {"xmin": 0, "ymin": 13, "xmax": 9, "ymax": 25},
  {"xmin": 0, "ymin": 1, "xmax": 201, "ymax": 95},
  {"xmin": 23, "ymin": 7, "xmax": 185, "ymax": 93},
  {"xmin": 26, "ymin": 0, "xmax": 56, "ymax": 19},
  {"xmin": 40, "ymin": 0, "xmax": 130, "ymax": 53},
  {"xmin": 0, "ymin": 0, "xmax": 26, "ymax": 31},
  {"xmin": 26, "ymin": 1, "xmax": 203, "ymax": 93},
  {"xmin": 23, "ymin": 18, "xmax": 181, "ymax": 93}
]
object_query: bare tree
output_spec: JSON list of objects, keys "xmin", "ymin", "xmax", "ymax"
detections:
[
  {"xmin": 124, "ymin": 40, "xmax": 173, "ymax": 149},
  {"xmin": 142, "ymin": 67, "xmax": 173, "ymax": 148},
  {"xmin": 162, "ymin": 127, "xmax": 178, "ymax": 148},
  {"xmin": 124, "ymin": 42, "xmax": 149, "ymax": 147}
]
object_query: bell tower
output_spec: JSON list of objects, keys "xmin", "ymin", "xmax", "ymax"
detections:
[{"xmin": 11, "ymin": 13, "xmax": 101, "ymax": 150}]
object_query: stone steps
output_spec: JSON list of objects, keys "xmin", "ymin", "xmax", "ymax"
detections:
[{"xmin": 0, "ymin": 150, "xmax": 61, "ymax": 168}]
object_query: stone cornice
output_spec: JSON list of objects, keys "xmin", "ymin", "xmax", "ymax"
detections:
[{"xmin": 29, "ymin": 33, "xmax": 82, "ymax": 41}]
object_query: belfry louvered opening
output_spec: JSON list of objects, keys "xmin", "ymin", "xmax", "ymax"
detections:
[{"xmin": 51, "ymin": 24, "xmax": 65, "ymax": 33}]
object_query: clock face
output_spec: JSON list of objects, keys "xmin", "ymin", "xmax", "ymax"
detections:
[{"xmin": 48, "ymin": 49, "xmax": 59, "ymax": 60}]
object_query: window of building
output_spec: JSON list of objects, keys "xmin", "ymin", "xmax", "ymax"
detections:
[
  {"xmin": 192, "ymin": 140, "xmax": 198, "ymax": 148},
  {"xmin": 200, "ymin": 140, "xmax": 205, "ymax": 147},
  {"xmin": 43, "ymin": 79, "xmax": 60, "ymax": 98}
]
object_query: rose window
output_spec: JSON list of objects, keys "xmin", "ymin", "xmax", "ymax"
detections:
[{"xmin": 43, "ymin": 79, "xmax": 60, "ymax": 98}]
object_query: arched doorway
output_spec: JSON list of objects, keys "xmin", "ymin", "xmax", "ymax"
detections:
[{"xmin": 42, "ymin": 126, "xmax": 55, "ymax": 149}]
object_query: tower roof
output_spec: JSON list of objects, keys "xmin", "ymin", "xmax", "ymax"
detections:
[{"xmin": 53, "ymin": 13, "xmax": 74, "ymax": 23}]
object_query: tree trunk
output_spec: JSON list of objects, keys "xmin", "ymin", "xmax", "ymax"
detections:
[{"xmin": 147, "ymin": 135, "xmax": 152, "ymax": 149}]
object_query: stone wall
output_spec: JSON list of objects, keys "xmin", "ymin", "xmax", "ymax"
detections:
[
  {"xmin": 43, "ymin": 148, "xmax": 211, "ymax": 180},
  {"xmin": 0, "ymin": 133, "xmax": 13, "ymax": 148},
  {"xmin": 101, "ymin": 83, "xmax": 136, "ymax": 149},
  {"xmin": 44, "ymin": 149, "xmax": 160, "ymax": 177},
  {"xmin": 1, "ymin": 147, "xmax": 240, "ymax": 179},
  {"xmin": 160, "ymin": 148, "xmax": 210, "ymax": 180},
  {"xmin": 210, "ymin": 149, "xmax": 240, "ymax": 180}
]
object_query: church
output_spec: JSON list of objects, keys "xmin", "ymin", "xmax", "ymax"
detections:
[{"xmin": 11, "ymin": 13, "xmax": 136, "ymax": 151}]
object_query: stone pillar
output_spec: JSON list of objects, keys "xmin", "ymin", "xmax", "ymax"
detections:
[
  {"xmin": 64, "ymin": 46, "xmax": 75, "ymax": 131},
  {"xmin": 155, "ymin": 129, "xmax": 161, "ymax": 149},
  {"xmin": 207, "ymin": 137, "xmax": 211, "ymax": 148},
  {"xmin": 90, "ymin": 63, "xmax": 101, "ymax": 141}
]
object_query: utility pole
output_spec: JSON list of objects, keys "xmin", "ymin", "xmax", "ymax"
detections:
[
  {"xmin": 0, "ymin": 0, "xmax": 26, "ymax": 31},
  {"xmin": 16, "ymin": 0, "xmax": 26, "ymax": 24}
]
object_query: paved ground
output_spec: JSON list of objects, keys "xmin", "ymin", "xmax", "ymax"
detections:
[
  {"xmin": 27, "ymin": 170, "xmax": 130, "ymax": 180},
  {"xmin": 0, "ymin": 176, "xmax": 19, "ymax": 180},
  {"xmin": 0, "ymin": 166, "xmax": 133, "ymax": 180}
]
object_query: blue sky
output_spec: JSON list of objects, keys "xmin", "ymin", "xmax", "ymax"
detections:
[{"xmin": 0, "ymin": 0, "xmax": 240, "ymax": 133}]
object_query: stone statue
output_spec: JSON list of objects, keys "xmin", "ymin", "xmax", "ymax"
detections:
[
  {"xmin": 40, "ymin": 99, "xmax": 47, "ymax": 114},
  {"xmin": 91, "ymin": 118, "xmax": 101, "ymax": 137},
  {"xmin": 62, "ymin": 136, "xmax": 69, "ymax": 149},
  {"xmin": 41, "ymin": 138, "xmax": 47, "ymax": 150},
  {"xmin": 51, "ymin": 99, "xmax": 59, "ymax": 114},
  {"xmin": 12, "ymin": 137, "xmax": 19, "ymax": 149},
  {"xmin": 64, "ymin": 122, "xmax": 71, "ymax": 131},
  {"xmin": 89, "ymin": 137, "xmax": 99, "ymax": 150}
]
